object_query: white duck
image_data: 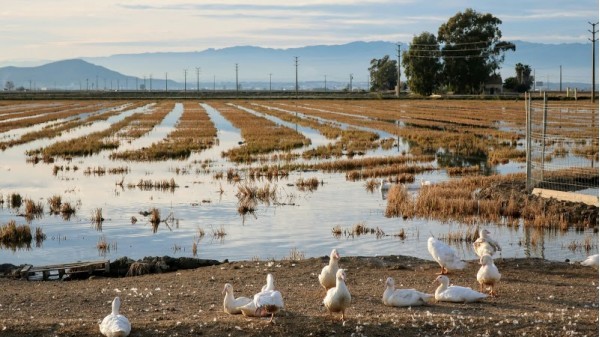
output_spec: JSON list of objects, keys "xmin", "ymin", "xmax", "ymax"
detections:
[
  {"xmin": 379, "ymin": 179, "xmax": 392, "ymax": 198},
  {"xmin": 262, "ymin": 273, "xmax": 276, "ymax": 291},
  {"xmin": 473, "ymin": 229, "xmax": 502, "ymax": 258},
  {"xmin": 420, "ymin": 178, "xmax": 431, "ymax": 187},
  {"xmin": 323, "ymin": 269, "xmax": 351, "ymax": 321},
  {"xmin": 99, "ymin": 297, "xmax": 131, "ymax": 337},
  {"xmin": 581, "ymin": 254, "xmax": 599, "ymax": 270},
  {"xmin": 433, "ymin": 275, "xmax": 487, "ymax": 303},
  {"xmin": 239, "ymin": 274, "xmax": 284, "ymax": 322},
  {"xmin": 318, "ymin": 249, "xmax": 340, "ymax": 290},
  {"xmin": 427, "ymin": 236, "xmax": 466, "ymax": 274},
  {"xmin": 382, "ymin": 277, "xmax": 433, "ymax": 307},
  {"xmin": 222, "ymin": 283, "xmax": 252, "ymax": 314},
  {"xmin": 476, "ymin": 254, "xmax": 501, "ymax": 296}
]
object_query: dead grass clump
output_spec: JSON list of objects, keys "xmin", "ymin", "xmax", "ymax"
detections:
[
  {"xmin": 446, "ymin": 165, "xmax": 481, "ymax": 176},
  {"xmin": 60, "ymin": 202, "xmax": 76, "ymax": 220},
  {"xmin": 48, "ymin": 195, "xmax": 62, "ymax": 214},
  {"xmin": 385, "ymin": 184, "xmax": 414, "ymax": 219},
  {"xmin": 91, "ymin": 208, "xmax": 104, "ymax": 230},
  {"xmin": 211, "ymin": 225, "xmax": 227, "ymax": 239},
  {"xmin": 440, "ymin": 227, "xmax": 479, "ymax": 244},
  {"xmin": 296, "ymin": 177, "xmax": 320, "ymax": 191},
  {"xmin": 34, "ymin": 227, "xmax": 46, "ymax": 247},
  {"xmin": 0, "ymin": 220, "xmax": 32, "ymax": 246},
  {"xmin": 149, "ymin": 208, "xmax": 161, "ymax": 226},
  {"xmin": 347, "ymin": 222, "xmax": 386, "ymax": 238},
  {"xmin": 96, "ymin": 236, "xmax": 108, "ymax": 252},
  {"xmin": 126, "ymin": 262, "xmax": 151, "ymax": 277},
  {"xmin": 332, "ymin": 225, "xmax": 342, "ymax": 238},
  {"xmin": 9, "ymin": 193, "xmax": 22, "ymax": 209},
  {"xmin": 286, "ymin": 247, "xmax": 305, "ymax": 261},
  {"xmin": 365, "ymin": 178, "xmax": 379, "ymax": 192},
  {"xmin": 24, "ymin": 199, "xmax": 44, "ymax": 220},
  {"xmin": 394, "ymin": 228, "xmax": 406, "ymax": 240},
  {"xmin": 192, "ymin": 241, "xmax": 198, "ymax": 257}
]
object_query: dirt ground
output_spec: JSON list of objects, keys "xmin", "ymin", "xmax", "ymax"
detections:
[{"xmin": 0, "ymin": 255, "xmax": 598, "ymax": 337}]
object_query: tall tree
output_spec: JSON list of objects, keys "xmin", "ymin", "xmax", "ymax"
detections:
[
  {"xmin": 402, "ymin": 32, "xmax": 442, "ymax": 96},
  {"xmin": 437, "ymin": 8, "xmax": 515, "ymax": 94},
  {"xmin": 504, "ymin": 62, "xmax": 533, "ymax": 92},
  {"xmin": 368, "ymin": 55, "xmax": 397, "ymax": 91}
]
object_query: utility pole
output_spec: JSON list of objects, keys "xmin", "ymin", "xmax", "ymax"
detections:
[
  {"xmin": 589, "ymin": 21, "xmax": 598, "ymax": 102},
  {"xmin": 149, "ymin": 74, "xmax": 152, "ymax": 91},
  {"xmin": 349, "ymin": 73, "xmax": 353, "ymax": 92},
  {"xmin": 294, "ymin": 56, "xmax": 299, "ymax": 98},
  {"xmin": 235, "ymin": 63, "xmax": 239, "ymax": 95},
  {"xmin": 184, "ymin": 69, "xmax": 187, "ymax": 92},
  {"xmin": 196, "ymin": 67, "xmax": 201, "ymax": 92},
  {"xmin": 396, "ymin": 42, "xmax": 402, "ymax": 97},
  {"xmin": 559, "ymin": 65, "xmax": 562, "ymax": 92},
  {"xmin": 324, "ymin": 75, "xmax": 327, "ymax": 92}
]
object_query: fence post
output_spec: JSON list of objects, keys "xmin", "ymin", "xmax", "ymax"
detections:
[
  {"xmin": 525, "ymin": 92, "xmax": 532, "ymax": 189},
  {"xmin": 540, "ymin": 92, "xmax": 548, "ymax": 183}
]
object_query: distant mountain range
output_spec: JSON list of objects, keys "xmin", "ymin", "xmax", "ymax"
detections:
[{"xmin": 0, "ymin": 41, "xmax": 597, "ymax": 91}]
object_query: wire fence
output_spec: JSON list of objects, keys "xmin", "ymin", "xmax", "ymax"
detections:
[{"xmin": 525, "ymin": 93, "xmax": 599, "ymax": 195}]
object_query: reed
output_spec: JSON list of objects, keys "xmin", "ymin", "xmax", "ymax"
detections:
[
  {"xmin": 192, "ymin": 241, "xmax": 198, "ymax": 257},
  {"xmin": 0, "ymin": 220, "xmax": 32, "ymax": 245},
  {"xmin": 295, "ymin": 177, "xmax": 320, "ymax": 191},
  {"xmin": 111, "ymin": 102, "xmax": 217, "ymax": 161},
  {"xmin": 47, "ymin": 195, "xmax": 62, "ymax": 214},
  {"xmin": 394, "ymin": 228, "xmax": 406, "ymax": 240},
  {"xmin": 149, "ymin": 208, "xmax": 161, "ymax": 226},
  {"xmin": 286, "ymin": 247, "xmax": 305, "ymax": 261},
  {"xmin": 331, "ymin": 225, "xmax": 342, "ymax": 238},
  {"xmin": 24, "ymin": 199, "xmax": 44, "ymax": 220},
  {"xmin": 34, "ymin": 227, "xmax": 46, "ymax": 247},
  {"xmin": 9, "ymin": 193, "xmax": 22, "ymax": 209},
  {"xmin": 91, "ymin": 208, "xmax": 104, "ymax": 230},
  {"xmin": 211, "ymin": 225, "xmax": 227, "ymax": 238},
  {"xmin": 60, "ymin": 202, "xmax": 76, "ymax": 220}
]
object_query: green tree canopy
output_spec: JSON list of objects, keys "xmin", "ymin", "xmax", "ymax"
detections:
[
  {"xmin": 437, "ymin": 8, "xmax": 515, "ymax": 94},
  {"xmin": 503, "ymin": 62, "xmax": 533, "ymax": 92},
  {"xmin": 402, "ymin": 32, "xmax": 442, "ymax": 96},
  {"xmin": 369, "ymin": 55, "xmax": 397, "ymax": 91}
]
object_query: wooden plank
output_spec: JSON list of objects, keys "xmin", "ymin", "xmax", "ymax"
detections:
[
  {"xmin": 532, "ymin": 188, "xmax": 599, "ymax": 207},
  {"xmin": 20, "ymin": 265, "xmax": 32, "ymax": 280}
]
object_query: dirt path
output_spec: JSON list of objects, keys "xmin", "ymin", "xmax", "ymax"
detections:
[{"xmin": 0, "ymin": 255, "xmax": 598, "ymax": 337}]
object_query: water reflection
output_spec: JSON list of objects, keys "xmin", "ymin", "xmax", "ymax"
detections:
[{"xmin": 0, "ymin": 102, "xmax": 596, "ymax": 266}]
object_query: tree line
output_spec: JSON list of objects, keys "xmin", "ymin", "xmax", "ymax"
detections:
[{"xmin": 369, "ymin": 8, "xmax": 533, "ymax": 96}]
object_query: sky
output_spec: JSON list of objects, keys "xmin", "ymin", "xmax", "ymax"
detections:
[{"xmin": 1, "ymin": 0, "xmax": 598, "ymax": 65}]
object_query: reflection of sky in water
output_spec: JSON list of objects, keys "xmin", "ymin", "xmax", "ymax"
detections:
[{"xmin": 0, "ymin": 102, "xmax": 597, "ymax": 265}]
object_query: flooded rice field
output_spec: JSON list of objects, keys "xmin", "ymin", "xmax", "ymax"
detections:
[{"xmin": 0, "ymin": 99, "xmax": 597, "ymax": 266}]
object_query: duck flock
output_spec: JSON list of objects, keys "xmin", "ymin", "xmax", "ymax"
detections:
[{"xmin": 99, "ymin": 230, "xmax": 599, "ymax": 336}]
